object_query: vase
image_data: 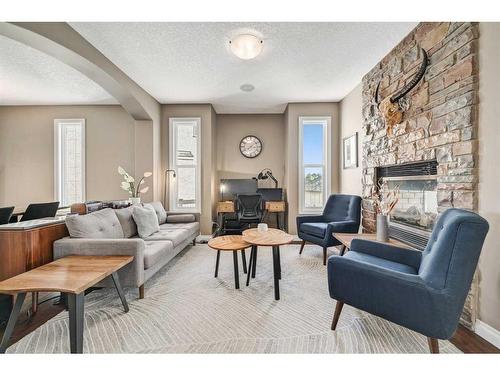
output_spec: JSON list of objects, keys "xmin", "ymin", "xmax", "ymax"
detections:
[
  {"xmin": 129, "ymin": 197, "xmax": 141, "ymax": 205},
  {"xmin": 376, "ymin": 214, "xmax": 389, "ymax": 242}
]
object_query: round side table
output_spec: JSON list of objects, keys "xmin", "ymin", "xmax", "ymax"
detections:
[
  {"xmin": 208, "ymin": 235, "xmax": 251, "ymax": 289},
  {"xmin": 242, "ymin": 228, "xmax": 293, "ymax": 300}
]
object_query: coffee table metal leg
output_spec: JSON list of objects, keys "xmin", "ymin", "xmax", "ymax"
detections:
[
  {"xmin": 246, "ymin": 247, "xmax": 255, "ymax": 286},
  {"xmin": 233, "ymin": 251, "xmax": 239, "ymax": 289},
  {"xmin": 111, "ymin": 272, "xmax": 129, "ymax": 313},
  {"xmin": 241, "ymin": 249, "xmax": 247, "ymax": 274},
  {"xmin": 214, "ymin": 250, "xmax": 221, "ymax": 277},
  {"xmin": 251, "ymin": 245, "xmax": 258, "ymax": 278},
  {"xmin": 272, "ymin": 246, "xmax": 280, "ymax": 300},
  {"xmin": 68, "ymin": 293, "xmax": 84, "ymax": 354},
  {"xmin": 339, "ymin": 245, "xmax": 347, "ymax": 256},
  {"xmin": 277, "ymin": 246, "xmax": 281, "ymax": 279},
  {"xmin": 0, "ymin": 292, "xmax": 26, "ymax": 353}
]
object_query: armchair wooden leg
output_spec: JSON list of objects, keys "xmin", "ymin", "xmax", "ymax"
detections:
[
  {"xmin": 427, "ymin": 337, "xmax": 439, "ymax": 353},
  {"xmin": 331, "ymin": 301, "xmax": 344, "ymax": 330},
  {"xmin": 299, "ymin": 240, "xmax": 306, "ymax": 254},
  {"xmin": 139, "ymin": 284, "xmax": 145, "ymax": 299},
  {"xmin": 323, "ymin": 247, "xmax": 327, "ymax": 265}
]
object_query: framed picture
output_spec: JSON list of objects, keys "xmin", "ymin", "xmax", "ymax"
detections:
[{"xmin": 343, "ymin": 132, "xmax": 358, "ymax": 169}]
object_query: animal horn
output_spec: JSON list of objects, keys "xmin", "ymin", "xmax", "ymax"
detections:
[
  {"xmin": 374, "ymin": 81, "xmax": 381, "ymax": 105},
  {"xmin": 390, "ymin": 48, "xmax": 428, "ymax": 103}
]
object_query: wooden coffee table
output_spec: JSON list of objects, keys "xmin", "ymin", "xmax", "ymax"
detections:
[
  {"xmin": 242, "ymin": 228, "xmax": 293, "ymax": 300},
  {"xmin": 208, "ymin": 235, "xmax": 251, "ymax": 289},
  {"xmin": 333, "ymin": 232, "xmax": 415, "ymax": 255},
  {"xmin": 0, "ymin": 255, "xmax": 133, "ymax": 354}
]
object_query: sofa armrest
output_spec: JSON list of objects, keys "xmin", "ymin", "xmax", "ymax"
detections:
[
  {"xmin": 166, "ymin": 214, "xmax": 196, "ymax": 223},
  {"xmin": 350, "ymin": 239, "xmax": 422, "ymax": 269},
  {"xmin": 53, "ymin": 237, "xmax": 145, "ymax": 287}
]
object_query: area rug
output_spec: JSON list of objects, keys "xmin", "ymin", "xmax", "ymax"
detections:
[{"xmin": 7, "ymin": 244, "xmax": 461, "ymax": 353}]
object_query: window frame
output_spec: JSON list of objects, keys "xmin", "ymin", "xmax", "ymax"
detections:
[
  {"xmin": 54, "ymin": 118, "xmax": 86, "ymax": 207},
  {"xmin": 168, "ymin": 117, "xmax": 202, "ymax": 213},
  {"xmin": 298, "ymin": 116, "xmax": 331, "ymax": 214}
]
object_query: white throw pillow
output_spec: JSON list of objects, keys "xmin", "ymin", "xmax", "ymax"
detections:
[
  {"xmin": 132, "ymin": 205, "xmax": 160, "ymax": 238},
  {"xmin": 144, "ymin": 201, "xmax": 167, "ymax": 224}
]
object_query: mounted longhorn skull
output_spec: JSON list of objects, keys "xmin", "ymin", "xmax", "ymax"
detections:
[{"xmin": 374, "ymin": 48, "xmax": 428, "ymax": 135}]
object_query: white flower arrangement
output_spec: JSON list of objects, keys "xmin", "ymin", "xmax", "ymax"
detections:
[{"xmin": 118, "ymin": 166, "xmax": 152, "ymax": 198}]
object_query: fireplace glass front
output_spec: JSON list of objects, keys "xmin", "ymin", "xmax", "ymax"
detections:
[{"xmin": 384, "ymin": 176, "xmax": 438, "ymax": 233}]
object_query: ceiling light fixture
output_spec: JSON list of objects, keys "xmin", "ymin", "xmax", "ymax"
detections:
[
  {"xmin": 240, "ymin": 83, "xmax": 255, "ymax": 92},
  {"xmin": 229, "ymin": 34, "xmax": 263, "ymax": 60}
]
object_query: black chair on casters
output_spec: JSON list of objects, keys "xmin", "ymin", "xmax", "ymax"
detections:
[
  {"xmin": 20, "ymin": 202, "xmax": 60, "ymax": 221},
  {"xmin": 236, "ymin": 194, "xmax": 263, "ymax": 230},
  {"xmin": 0, "ymin": 206, "xmax": 14, "ymax": 225}
]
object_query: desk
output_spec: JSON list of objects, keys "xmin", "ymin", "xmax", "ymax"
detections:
[
  {"xmin": 215, "ymin": 200, "xmax": 287, "ymax": 235},
  {"xmin": 333, "ymin": 232, "xmax": 415, "ymax": 256}
]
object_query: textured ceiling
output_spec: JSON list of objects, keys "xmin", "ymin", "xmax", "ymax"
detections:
[
  {"xmin": 70, "ymin": 22, "xmax": 417, "ymax": 113},
  {"xmin": 0, "ymin": 35, "xmax": 117, "ymax": 106},
  {"xmin": 1, "ymin": 23, "xmax": 417, "ymax": 111}
]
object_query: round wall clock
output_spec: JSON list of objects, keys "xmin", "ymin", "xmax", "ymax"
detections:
[{"xmin": 239, "ymin": 135, "xmax": 262, "ymax": 158}]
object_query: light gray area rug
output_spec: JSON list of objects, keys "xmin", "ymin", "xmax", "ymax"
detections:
[{"xmin": 8, "ymin": 244, "xmax": 461, "ymax": 353}]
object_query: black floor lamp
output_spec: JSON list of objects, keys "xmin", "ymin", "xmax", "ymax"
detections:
[{"xmin": 164, "ymin": 169, "xmax": 176, "ymax": 207}]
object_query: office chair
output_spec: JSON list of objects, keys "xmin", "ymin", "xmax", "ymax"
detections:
[
  {"xmin": 0, "ymin": 206, "xmax": 14, "ymax": 225},
  {"xmin": 20, "ymin": 202, "xmax": 60, "ymax": 221},
  {"xmin": 236, "ymin": 194, "xmax": 263, "ymax": 229}
]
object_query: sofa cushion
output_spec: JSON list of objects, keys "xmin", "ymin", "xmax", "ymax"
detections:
[
  {"xmin": 300, "ymin": 222, "xmax": 327, "ymax": 238},
  {"xmin": 144, "ymin": 229, "xmax": 189, "ymax": 247},
  {"xmin": 65, "ymin": 208, "xmax": 124, "ymax": 239},
  {"xmin": 159, "ymin": 222, "xmax": 200, "ymax": 236},
  {"xmin": 114, "ymin": 206, "xmax": 137, "ymax": 238},
  {"xmin": 132, "ymin": 205, "xmax": 160, "ymax": 238},
  {"xmin": 145, "ymin": 201, "xmax": 167, "ymax": 224},
  {"xmin": 166, "ymin": 214, "xmax": 195, "ymax": 223},
  {"xmin": 345, "ymin": 251, "xmax": 418, "ymax": 275},
  {"xmin": 144, "ymin": 241, "xmax": 173, "ymax": 269}
]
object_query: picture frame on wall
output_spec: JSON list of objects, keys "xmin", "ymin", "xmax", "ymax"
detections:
[{"xmin": 343, "ymin": 132, "xmax": 358, "ymax": 169}]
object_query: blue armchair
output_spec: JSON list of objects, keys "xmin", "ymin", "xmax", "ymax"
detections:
[
  {"xmin": 328, "ymin": 208, "xmax": 489, "ymax": 353},
  {"xmin": 297, "ymin": 194, "xmax": 361, "ymax": 265}
]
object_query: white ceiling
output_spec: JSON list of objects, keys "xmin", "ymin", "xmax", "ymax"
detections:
[
  {"xmin": 1, "ymin": 23, "xmax": 417, "ymax": 112},
  {"xmin": 0, "ymin": 35, "xmax": 117, "ymax": 106}
]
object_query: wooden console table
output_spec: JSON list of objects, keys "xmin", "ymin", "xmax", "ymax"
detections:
[
  {"xmin": 0, "ymin": 255, "xmax": 132, "ymax": 354},
  {"xmin": 0, "ymin": 218, "xmax": 68, "ymax": 317}
]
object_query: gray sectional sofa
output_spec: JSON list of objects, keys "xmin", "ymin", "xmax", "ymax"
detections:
[{"xmin": 53, "ymin": 202, "xmax": 200, "ymax": 298}]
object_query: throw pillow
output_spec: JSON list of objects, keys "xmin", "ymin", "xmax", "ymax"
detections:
[
  {"xmin": 132, "ymin": 205, "xmax": 160, "ymax": 238},
  {"xmin": 114, "ymin": 206, "xmax": 138, "ymax": 238},
  {"xmin": 144, "ymin": 201, "xmax": 167, "ymax": 224}
]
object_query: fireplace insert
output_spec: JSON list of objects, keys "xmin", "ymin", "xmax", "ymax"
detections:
[{"xmin": 376, "ymin": 161, "xmax": 438, "ymax": 250}]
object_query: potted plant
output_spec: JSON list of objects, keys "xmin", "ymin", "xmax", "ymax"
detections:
[
  {"xmin": 371, "ymin": 179, "xmax": 399, "ymax": 242},
  {"xmin": 118, "ymin": 166, "xmax": 152, "ymax": 204}
]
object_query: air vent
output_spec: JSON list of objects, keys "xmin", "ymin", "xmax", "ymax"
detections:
[{"xmin": 377, "ymin": 160, "xmax": 437, "ymax": 179}]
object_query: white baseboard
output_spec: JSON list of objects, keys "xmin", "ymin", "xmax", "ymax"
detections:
[{"xmin": 475, "ymin": 319, "xmax": 500, "ymax": 349}]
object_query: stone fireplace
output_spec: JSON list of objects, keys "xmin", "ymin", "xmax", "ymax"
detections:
[{"xmin": 361, "ymin": 23, "xmax": 479, "ymax": 328}]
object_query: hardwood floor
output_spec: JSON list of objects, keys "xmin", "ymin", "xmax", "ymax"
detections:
[{"xmin": 1, "ymin": 295, "xmax": 498, "ymax": 353}]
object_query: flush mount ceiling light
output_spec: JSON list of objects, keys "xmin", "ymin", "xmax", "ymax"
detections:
[
  {"xmin": 229, "ymin": 34, "xmax": 263, "ymax": 60},
  {"xmin": 240, "ymin": 83, "xmax": 255, "ymax": 92}
]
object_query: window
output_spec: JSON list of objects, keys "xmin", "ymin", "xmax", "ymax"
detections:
[
  {"xmin": 54, "ymin": 119, "xmax": 85, "ymax": 207},
  {"xmin": 298, "ymin": 116, "xmax": 331, "ymax": 214},
  {"xmin": 168, "ymin": 118, "xmax": 201, "ymax": 212}
]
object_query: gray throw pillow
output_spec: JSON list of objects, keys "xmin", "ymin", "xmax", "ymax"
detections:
[
  {"xmin": 144, "ymin": 201, "xmax": 167, "ymax": 224},
  {"xmin": 132, "ymin": 205, "xmax": 160, "ymax": 238},
  {"xmin": 66, "ymin": 208, "xmax": 124, "ymax": 239},
  {"xmin": 114, "ymin": 206, "xmax": 138, "ymax": 238}
]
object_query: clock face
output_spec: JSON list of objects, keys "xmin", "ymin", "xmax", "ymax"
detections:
[{"xmin": 239, "ymin": 135, "xmax": 262, "ymax": 158}]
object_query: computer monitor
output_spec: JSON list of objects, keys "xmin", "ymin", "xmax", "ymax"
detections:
[{"xmin": 220, "ymin": 179, "xmax": 258, "ymax": 201}]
